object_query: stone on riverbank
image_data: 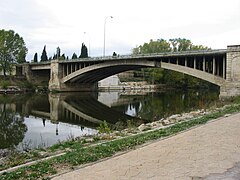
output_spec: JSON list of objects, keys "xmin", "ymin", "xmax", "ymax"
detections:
[{"xmin": 137, "ymin": 109, "xmax": 209, "ymax": 132}]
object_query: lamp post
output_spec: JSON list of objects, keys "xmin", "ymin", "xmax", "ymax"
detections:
[{"xmin": 103, "ymin": 16, "xmax": 113, "ymax": 57}]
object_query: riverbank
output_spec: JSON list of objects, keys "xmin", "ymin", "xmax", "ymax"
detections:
[
  {"xmin": 54, "ymin": 112, "xmax": 240, "ymax": 180},
  {"xmin": 0, "ymin": 96, "xmax": 240, "ymax": 179},
  {"xmin": 0, "ymin": 76, "xmax": 48, "ymax": 94}
]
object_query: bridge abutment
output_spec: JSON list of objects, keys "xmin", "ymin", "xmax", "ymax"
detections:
[{"xmin": 220, "ymin": 45, "xmax": 240, "ymax": 98}]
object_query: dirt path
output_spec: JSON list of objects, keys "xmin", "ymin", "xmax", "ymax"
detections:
[{"xmin": 53, "ymin": 113, "xmax": 240, "ymax": 180}]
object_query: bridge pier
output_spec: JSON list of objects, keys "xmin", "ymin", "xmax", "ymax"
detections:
[
  {"xmin": 220, "ymin": 45, "xmax": 240, "ymax": 98},
  {"xmin": 48, "ymin": 60, "xmax": 97, "ymax": 92}
]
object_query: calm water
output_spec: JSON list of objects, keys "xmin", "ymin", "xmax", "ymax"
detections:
[{"xmin": 0, "ymin": 90, "xmax": 219, "ymax": 151}]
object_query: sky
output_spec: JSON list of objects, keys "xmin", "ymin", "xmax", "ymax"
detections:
[{"xmin": 1, "ymin": 0, "xmax": 240, "ymax": 61}]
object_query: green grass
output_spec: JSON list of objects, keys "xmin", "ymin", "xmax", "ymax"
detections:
[{"xmin": 1, "ymin": 103, "xmax": 240, "ymax": 179}]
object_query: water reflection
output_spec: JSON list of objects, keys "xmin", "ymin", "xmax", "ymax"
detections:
[
  {"xmin": 111, "ymin": 90, "xmax": 219, "ymax": 121},
  {"xmin": 0, "ymin": 90, "xmax": 219, "ymax": 151},
  {"xmin": 0, "ymin": 104, "xmax": 27, "ymax": 149}
]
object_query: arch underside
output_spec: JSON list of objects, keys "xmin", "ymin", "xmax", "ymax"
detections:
[
  {"xmin": 64, "ymin": 65, "xmax": 151, "ymax": 83},
  {"xmin": 62, "ymin": 59, "xmax": 157, "ymax": 83},
  {"xmin": 62, "ymin": 61, "xmax": 225, "ymax": 86}
]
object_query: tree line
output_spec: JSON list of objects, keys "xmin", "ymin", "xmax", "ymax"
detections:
[
  {"xmin": 33, "ymin": 43, "xmax": 88, "ymax": 62},
  {"xmin": 0, "ymin": 29, "xmax": 89, "ymax": 77}
]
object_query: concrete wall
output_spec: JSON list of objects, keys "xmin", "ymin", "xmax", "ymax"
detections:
[
  {"xmin": 98, "ymin": 75, "xmax": 120, "ymax": 87},
  {"xmin": 220, "ymin": 45, "xmax": 240, "ymax": 98}
]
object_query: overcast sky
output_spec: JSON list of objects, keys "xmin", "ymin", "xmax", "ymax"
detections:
[{"xmin": 1, "ymin": 0, "xmax": 240, "ymax": 60}]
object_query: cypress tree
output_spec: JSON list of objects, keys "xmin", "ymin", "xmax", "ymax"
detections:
[
  {"xmin": 40, "ymin": 45, "xmax": 48, "ymax": 61},
  {"xmin": 56, "ymin": 47, "xmax": 61, "ymax": 59},
  {"xmin": 33, "ymin": 53, "xmax": 38, "ymax": 62},
  {"xmin": 79, "ymin": 43, "xmax": 88, "ymax": 58},
  {"xmin": 72, "ymin": 53, "xmax": 78, "ymax": 59}
]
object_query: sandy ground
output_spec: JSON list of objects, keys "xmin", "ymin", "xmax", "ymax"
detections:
[{"xmin": 53, "ymin": 113, "xmax": 240, "ymax": 180}]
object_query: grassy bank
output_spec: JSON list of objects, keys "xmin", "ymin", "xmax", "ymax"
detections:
[{"xmin": 1, "ymin": 98, "xmax": 240, "ymax": 179}]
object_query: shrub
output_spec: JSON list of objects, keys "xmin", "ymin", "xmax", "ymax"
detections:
[
  {"xmin": 97, "ymin": 121, "xmax": 111, "ymax": 134},
  {"xmin": 0, "ymin": 80, "xmax": 11, "ymax": 89}
]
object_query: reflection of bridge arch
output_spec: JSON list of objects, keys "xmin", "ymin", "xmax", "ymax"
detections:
[
  {"xmin": 61, "ymin": 101, "xmax": 103, "ymax": 127},
  {"xmin": 62, "ymin": 95, "xmax": 144, "ymax": 126},
  {"xmin": 30, "ymin": 93, "xmax": 145, "ymax": 129}
]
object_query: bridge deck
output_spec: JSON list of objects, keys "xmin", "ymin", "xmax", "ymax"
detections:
[
  {"xmin": 60, "ymin": 49, "xmax": 228, "ymax": 63},
  {"xmin": 27, "ymin": 49, "xmax": 227, "ymax": 65}
]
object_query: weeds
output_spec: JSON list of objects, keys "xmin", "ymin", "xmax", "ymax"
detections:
[{"xmin": 97, "ymin": 120, "xmax": 111, "ymax": 134}]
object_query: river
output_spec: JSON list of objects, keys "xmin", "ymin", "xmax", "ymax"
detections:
[{"xmin": 0, "ymin": 89, "xmax": 219, "ymax": 151}]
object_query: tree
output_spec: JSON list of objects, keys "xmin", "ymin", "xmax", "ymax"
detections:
[
  {"xmin": 133, "ymin": 39, "xmax": 171, "ymax": 54},
  {"xmin": 132, "ymin": 39, "xmax": 171, "ymax": 83},
  {"xmin": 169, "ymin": 38, "xmax": 193, "ymax": 51},
  {"xmin": 79, "ymin": 43, "xmax": 88, "ymax": 58},
  {"xmin": 72, "ymin": 52, "xmax": 78, "ymax": 59},
  {"xmin": 60, "ymin": 53, "xmax": 66, "ymax": 60},
  {"xmin": 0, "ymin": 104, "xmax": 27, "ymax": 149},
  {"xmin": 40, "ymin": 45, "xmax": 48, "ymax": 61},
  {"xmin": 56, "ymin": 47, "xmax": 61, "ymax": 59},
  {"xmin": 0, "ymin": 29, "xmax": 27, "ymax": 76},
  {"xmin": 33, "ymin": 53, "xmax": 38, "ymax": 62}
]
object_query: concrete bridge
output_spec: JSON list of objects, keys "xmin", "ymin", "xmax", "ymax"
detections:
[{"xmin": 20, "ymin": 45, "xmax": 240, "ymax": 98}]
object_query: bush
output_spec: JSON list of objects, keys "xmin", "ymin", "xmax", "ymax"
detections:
[
  {"xmin": 19, "ymin": 81, "xmax": 35, "ymax": 90},
  {"xmin": 97, "ymin": 121, "xmax": 111, "ymax": 134},
  {"xmin": 0, "ymin": 80, "xmax": 11, "ymax": 89}
]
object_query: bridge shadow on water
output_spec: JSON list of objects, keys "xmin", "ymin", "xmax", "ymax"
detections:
[{"xmin": 30, "ymin": 92, "xmax": 146, "ymax": 130}]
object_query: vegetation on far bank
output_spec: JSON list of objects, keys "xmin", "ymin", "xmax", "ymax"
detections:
[
  {"xmin": 0, "ymin": 76, "xmax": 48, "ymax": 92},
  {"xmin": 1, "ymin": 96, "xmax": 240, "ymax": 179}
]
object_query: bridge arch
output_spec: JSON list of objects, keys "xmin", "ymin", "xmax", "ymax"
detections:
[
  {"xmin": 62, "ymin": 59, "xmax": 157, "ymax": 83},
  {"xmin": 160, "ymin": 62, "xmax": 225, "ymax": 86},
  {"xmin": 62, "ymin": 60, "xmax": 225, "ymax": 87}
]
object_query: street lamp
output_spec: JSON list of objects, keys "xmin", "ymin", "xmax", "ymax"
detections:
[{"xmin": 103, "ymin": 16, "xmax": 113, "ymax": 57}]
